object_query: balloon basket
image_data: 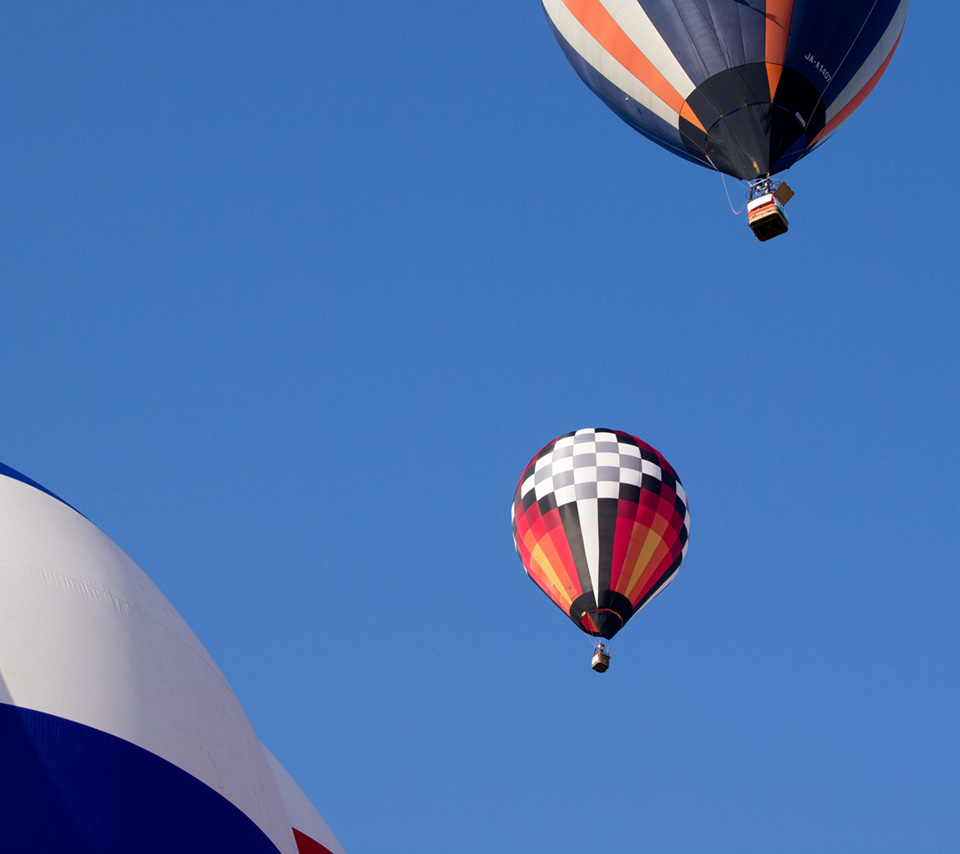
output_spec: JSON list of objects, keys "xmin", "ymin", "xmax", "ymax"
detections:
[
  {"xmin": 746, "ymin": 179, "xmax": 793, "ymax": 242},
  {"xmin": 591, "ymin": 644, "xmax": 610, "ymax": 673},
  {"xmin": 747, "ymin": 194, "xmax": 789, "ymax": 241}
]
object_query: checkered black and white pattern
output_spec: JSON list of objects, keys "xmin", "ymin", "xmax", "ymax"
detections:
[
  {"xmin": 514, "ymin": 428, "xmax": 690, "ymax": 563},
  {"xmin": 519, "ymin": 429, "xmax": 681, "ymax": 504}
]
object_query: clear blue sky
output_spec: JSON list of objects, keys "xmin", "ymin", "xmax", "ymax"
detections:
[{"xmin": 2, "ymin": 3, "xmax": 957, "ymax": 852}]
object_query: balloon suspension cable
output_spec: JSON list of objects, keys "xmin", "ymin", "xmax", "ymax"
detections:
[{"xmin": 705, "ymin": 150, "xmax": 747, "ymax": 215}]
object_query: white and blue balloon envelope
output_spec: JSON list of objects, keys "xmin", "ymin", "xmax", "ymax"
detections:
[{"xmin": 0, "ymin": 463, "xmax": 344, "ymax": 854}]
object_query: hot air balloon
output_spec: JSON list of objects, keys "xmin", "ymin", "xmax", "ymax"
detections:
[
  {"xmin": 0, "ymin": 462, "xmax": 345, "ymax": 854},
  {"xmin": 541, "ymin": 0, "xmax": 909, "ymax": 239},
  {"xmin": 511, "ymin": 429, "xmax": 690, "ymax": 672}
]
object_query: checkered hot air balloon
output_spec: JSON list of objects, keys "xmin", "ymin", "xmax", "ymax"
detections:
[
  {"xmin": 542, "ymin": 0, "xmax": 909, "ymax": 180},
  {"xmin": 511, "ymin": 429, "xmax": 690, "ymax": 664}
]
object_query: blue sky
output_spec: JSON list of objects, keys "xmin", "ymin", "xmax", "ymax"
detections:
[{"xmin": 2, "ymin": 3, "xmax": 957, "ymax": 852}]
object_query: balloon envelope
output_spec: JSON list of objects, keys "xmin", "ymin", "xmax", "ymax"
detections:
[
  {"xmin": 0, "ymin": 462, "xmax": 344, "ymax": 854},
  {"xmin": 512, "ymin": 429, "xmax": 689, "ymax": 640},
  {"xmin": 542, "ymin": 0, "xmax": 909, "ymax": 179}
]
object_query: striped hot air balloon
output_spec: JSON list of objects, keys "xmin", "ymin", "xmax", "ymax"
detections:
[
  {"xmin": 511, "ymin": 430, "xmax": 690, "ymax": 669},
  {"xmin": 0, "ymin": 462, "xmax": 345, "ymax": 854},
  {"xmin": 542, "ymin": 0, "xmax": 909, "ymax": 181}
]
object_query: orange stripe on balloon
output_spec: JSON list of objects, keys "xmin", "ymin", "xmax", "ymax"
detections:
[
  {"xmin": 612, "ymin": 519, "xmax": 648, "ymax": 597},
  {"xmin": 560, "ymin": 0, "xmax": 704, "ymax": 131},
  {"xmin": 622, "ymin": 527, "xmax": 666, "ymax": 604},
  {"xmin": 520, "ymin": 509, "xmax": 583, "ymax": 608},
  {"xmin": 543, "ymin": 529, "xmax": 581, "ymax": 600},
  {"xmin": 812, "ymin": 29, "xmax": 903, "ymax": 145},
  {"xmin": 528, "ymin": 544, "xmax": 570, "ymax": 609},
  {"xmin": 765, "ymin": 0, "xmax": 795, "ymax": 97},
  {"xmin": 614, "ymin": 506, "xmax": 660, "ymax": 594},
  {"xmin": 609, "ymin": 504, "xmax": 640, "ymax": 591},
  {"xmin": 650, "ymin": 505, "xmax": 671, "ymax": 540}
]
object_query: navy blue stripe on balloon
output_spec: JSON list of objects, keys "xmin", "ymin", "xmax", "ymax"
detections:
[
  {"xmin": 0, "ymin": 703, "xmax": 283, "ymax": 854},
  {"xmin": 0, "ymin": 461, "xmax": 80, "ymax": 514},
  {"xmin": 638, "ymin": 0, "xmax": 768, "ymax": 83}
]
